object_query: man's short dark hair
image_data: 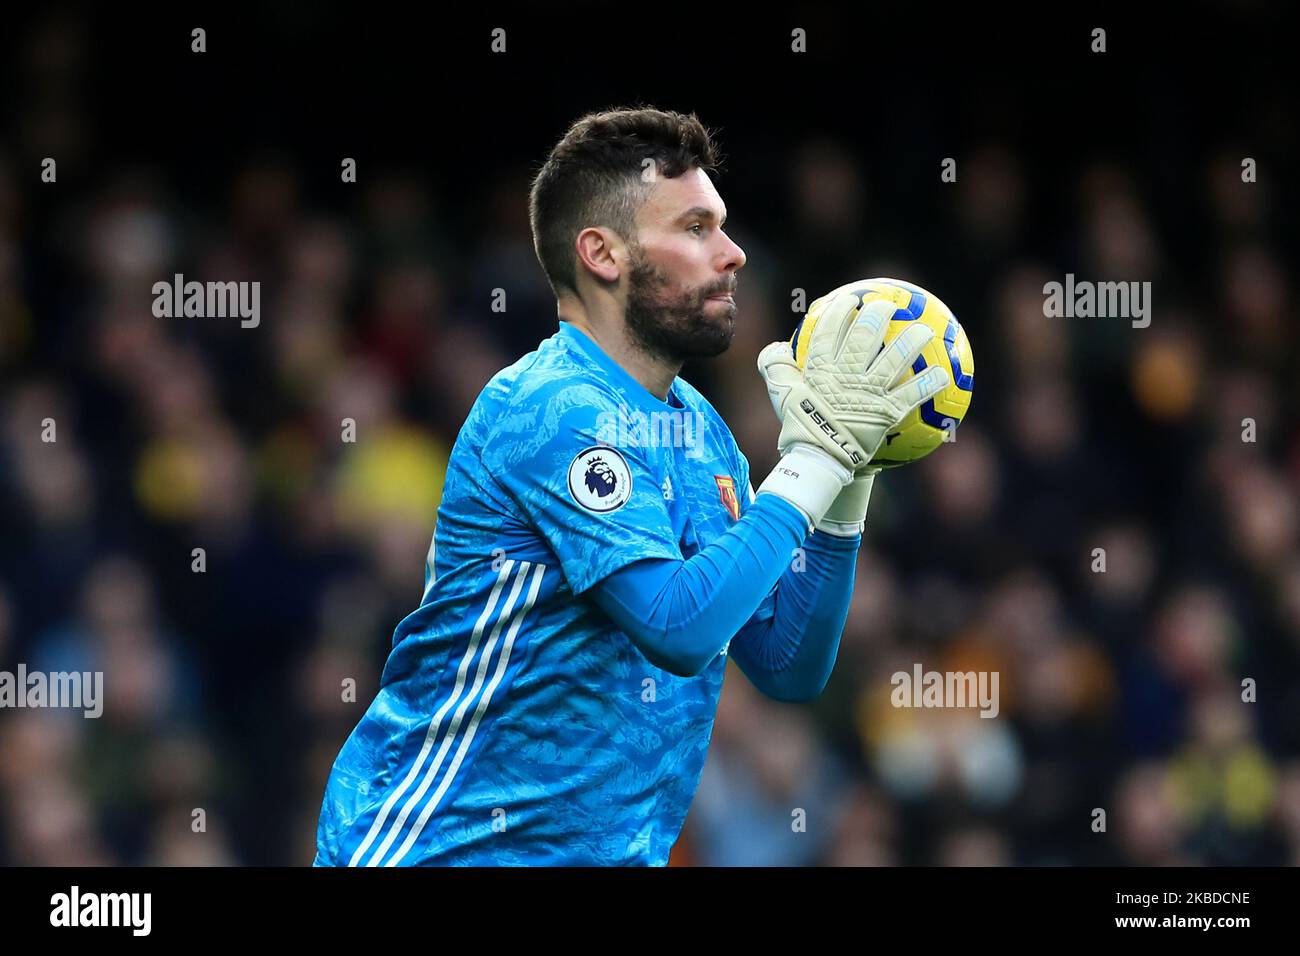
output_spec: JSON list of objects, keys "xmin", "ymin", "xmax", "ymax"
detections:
[{"xmin": 528, "ymin": 107, "xmax": 720, "ymax": 297}]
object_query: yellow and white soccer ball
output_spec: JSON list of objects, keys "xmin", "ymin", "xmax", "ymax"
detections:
[{"xmin": 791, "ymin": 277, "xmax": 974, "ymax": 469}]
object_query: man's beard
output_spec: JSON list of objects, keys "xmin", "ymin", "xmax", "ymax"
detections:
[{"xmin": 623, "ymin": 246, "xmax": 736, "ymax": 364}]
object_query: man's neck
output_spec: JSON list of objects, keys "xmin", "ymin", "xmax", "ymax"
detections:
[{"xmin": 560, "ymin": 311, "xmax": 680, "ymax": 402}]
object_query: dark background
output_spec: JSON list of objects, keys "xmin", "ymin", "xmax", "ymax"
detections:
[{"xmin": 1, "ymin": 2, "xmax": 1297, "ymax": 865}]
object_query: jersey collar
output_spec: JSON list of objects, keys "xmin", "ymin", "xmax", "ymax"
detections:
[{"xmin": 557, "ymin": 321, "xmax": 684, "ymax": 411}]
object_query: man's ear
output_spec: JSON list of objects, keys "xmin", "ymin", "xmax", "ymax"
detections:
[{"xmin": 574, "ymin": 226, "xmax": 624, "ymax": 285}]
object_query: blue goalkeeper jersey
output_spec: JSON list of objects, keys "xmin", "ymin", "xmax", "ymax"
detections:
[{"xmin": 316, "ymin": 320, "xmax": 757, "ymax": 866}]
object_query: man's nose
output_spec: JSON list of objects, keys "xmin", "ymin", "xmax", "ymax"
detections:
[{"xmin": 720, "ymin": 233, "xmax": 746, "ymax": 274}]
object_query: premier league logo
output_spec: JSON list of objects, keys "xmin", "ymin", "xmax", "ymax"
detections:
[
  {"xmin": 584, "ymin": 456, "xmax": 618, "ymax": 498},
  {"xmin": 568, "ymin": 446, "xmax": 633, "ymax": 513}
]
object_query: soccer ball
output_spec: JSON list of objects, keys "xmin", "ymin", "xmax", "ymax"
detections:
[{"xmin": 791, "ymin": 277, "xmax": 974, "ymax": 469}]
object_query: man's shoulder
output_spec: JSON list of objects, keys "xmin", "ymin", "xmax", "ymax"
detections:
[
  {"xmin": 484, "ymin": 333, "xmax": 617, "ymax": 408},
  {"xmin": 465, "ymin": 335, "xmax": 622, "ymax": 467}
]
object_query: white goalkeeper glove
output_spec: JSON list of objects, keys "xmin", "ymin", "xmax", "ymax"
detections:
[
  {"xmin": 755, "ymin": 293, "xmax": 949, "ymax": 532},
  {"xmin": 755, "ymin": 338, "xmax": 878, "ymax": 535}
]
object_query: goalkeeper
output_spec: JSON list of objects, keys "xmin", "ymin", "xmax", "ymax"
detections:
[{"xmin": 315, "ymin": 107, "xmax": 948, "ymax": 867}]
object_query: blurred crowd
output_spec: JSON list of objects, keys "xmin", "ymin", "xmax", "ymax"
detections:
[{"xmin": 2, "ymin": 14, "xmax": 1298, "ymax": 866}]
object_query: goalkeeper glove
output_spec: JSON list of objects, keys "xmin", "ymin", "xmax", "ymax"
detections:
[
  {"xmin": 755, "ymin": 338, "xmax": 877, "ymax": 535},
  {"xmin": 755, "ymin": 293, "xmax": 949, "ymax": 532}
]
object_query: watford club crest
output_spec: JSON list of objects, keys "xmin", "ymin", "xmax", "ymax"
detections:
[{"xmin": 714, "ymin": 475, "xmax": 741, "ymax": 521}]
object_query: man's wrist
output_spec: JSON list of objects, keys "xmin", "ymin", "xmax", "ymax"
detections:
[
  {"xmin": 755, "ymin": 444, "xmax": 853, "ymax": 530},
  {"xmin": 815, "ymin": 469, "xmax": 878, "ymax": 537}
]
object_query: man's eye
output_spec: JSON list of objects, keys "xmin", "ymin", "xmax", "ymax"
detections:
[{"xmin": 688, "ymin": 223, "xmax": 704, "ymax": 235}]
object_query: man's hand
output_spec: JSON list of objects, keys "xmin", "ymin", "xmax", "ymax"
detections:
[
  {"xmin": 759, "ymin": 293, "xmax": 949, "ymax": 472},
  {"xmin": 756, "ymin": 292, "xmax": 949, "ymax": 534}
]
